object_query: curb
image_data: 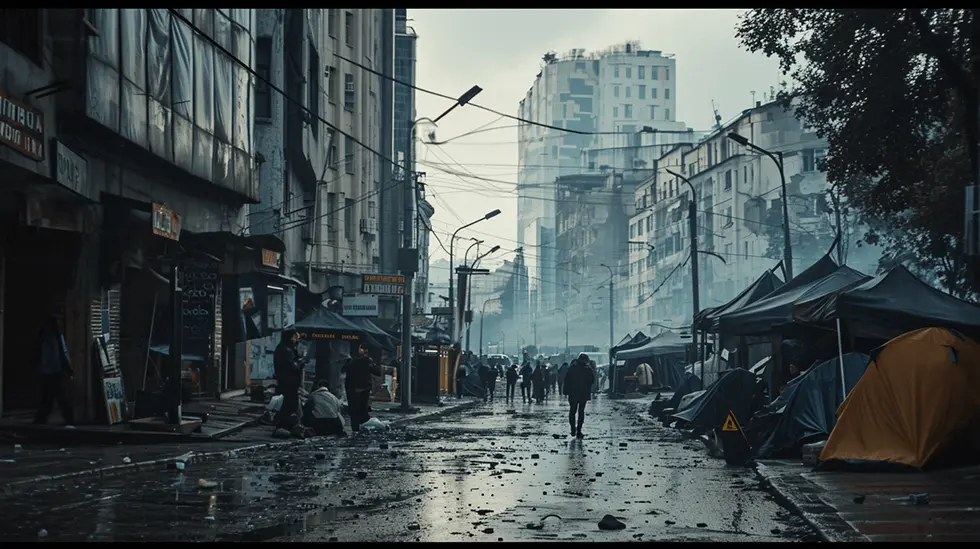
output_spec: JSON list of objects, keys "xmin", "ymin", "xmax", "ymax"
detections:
[
  {"xmin": 755, "ymin": 462, "xmax": 870, "ymax": 543},
  {"xmin": 0, "ymin": 401, "xmax": 478, "ymax": 495}
]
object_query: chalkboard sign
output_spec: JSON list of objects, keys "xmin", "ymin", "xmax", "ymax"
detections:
[{"xmin": 179, "ymin": 265, "xmax": 218, "ymax": 361}]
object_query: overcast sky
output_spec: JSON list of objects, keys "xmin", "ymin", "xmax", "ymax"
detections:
[{"xmin": 411, "ymin": 9, "xmax": 781, "ymax": 271}]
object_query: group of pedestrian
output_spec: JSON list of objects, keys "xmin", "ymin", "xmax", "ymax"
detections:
[{"xmin": 273, "ymin": 329, "xmax": 385, "ymax": 438}]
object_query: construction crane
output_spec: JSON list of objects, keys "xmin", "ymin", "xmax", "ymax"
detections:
[{"xmin": 711, "ymin": 100, "xmax": 722, "ymax": 130}]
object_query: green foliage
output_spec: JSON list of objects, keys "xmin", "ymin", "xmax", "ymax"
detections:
[{"xmin": 736, "ymin": 9, "xmax": 979, "ymax": 296}]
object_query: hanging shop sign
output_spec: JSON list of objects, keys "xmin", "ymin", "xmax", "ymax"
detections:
[
  {"xmin": 152, "ymin": 203, "xmax": 181, "ymax": 240},
  {"xmin": 343, "ymin": 295, "xmax": 379, "ymax": 317},
  {"xmin": 179, "ymin": 265, "xmax": 219, "ymax": 360},
  {"xmin": 261, "ymin": 249, "xmax": 280, "ymax": 268},
  {"xmin": 51, "ymin": 139, "xmax": 94, "ymax": 200},
  {"xmin": 362, "ymin": 273, "xmax": 406, "ymax": 296},
  {"xmin": 0, "ymin": 89, "xmax": 45, "ymax": 161}
]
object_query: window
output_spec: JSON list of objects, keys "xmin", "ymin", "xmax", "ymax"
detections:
[
  {"xmin": 651, "ymin": 66, "xmax": 659, "ymax": 80},
  {"xmin": 743, "ymin": 165, "xmax": 748, "ymax": 185},
  {"xmin": 308, "ymin": 43, "xmax": 320, "ymax": 138},
  {"xmin": 638, "ymin": 85, "xmax": 646, "ymax": 100},
  {"xmin": 744, "ymin": 241, "xmax": 750, "ymax": 258},
  {"xmin": 613, "ymin": 85, "xmax": 620, "ymax": 98},
  {"xmin": 562, "ymin": 103, "xmax": 567, "ymax": 118},
  {"xmin": 725, "ymin": 170, "xmax": 732, "ymax": 190},
  {"xmin": 0, "ymin": 9, "xmax": 41, "ymax": 64},
  {"xmin": 614, "ymin": 66, "xmax": 620, "ymax": 78},
  {"xmin": 725, "ymin": 207, "xmax": 733, "ymax": 226},
  {"xmin": 345, "ymin": 135, "xmax": 355, "ymax": 174},
  {"xmin": 638, "ymin": 66, "xmax": 645, "ymax": 80},
  {"xmin": 651, "ymin": 87, "xmax": 658, "ymax": 99},
  {"xmin": 624, "ymin": 104, "xmax": 633, "ymax": 118},
  {"xmin": 255, "ymin": 37, "xmax": 272, "ymax": 119},
  {"xmin": 345, "ymin": 11, "xmax": 354, "ymax": 46},
  {"xmin": 803, "ymin": 148, "xmax": 816, "ymax": 172},
  {"xmin": 368, "ymin": 200, "xmax": 377, "ymax": 219},
  {"xmin": 649, "ymin": 105, "xmax": 656, "ymax": 119},
  {"xmin": 665, "ymin": 108, "xmax": 671, "ymax": 120},
  {"xmin": 551, "ymin": 145, "xmax": 558, "ymax": 159},
  {"xmin": 665, "ymin": 88, "xmax": 671, "ymax": 100},
  {"xmin": 344, "ymin": 72, "xmax": 355, "ymax": 110},
  {"xmin": 666, "ymin": 67, "xmax": 671, "ymax": 80},
  {"xmin": 750, "ymin": 164, "xmax": 754, "ymax": 184},
  {"xmin": 328, "ymin": 9, "xmax": 338, "ymax": 37},
  {"xmin": 625, "ymin": 86, "xmax": 631, "ymax": 98},
  {"xmin": 637, "ymin": 220, "xmax": 643, "ymax": 235},
  {"xmin": 327, "ymin": 193, "xmax": 338, "ymax": 243},
  {"xmin": 327, "ymin": 130, "xmax": 337, "ymax": 167},
  {"xmin": 575, "ymin": 62, "xmax": 586, "ymax": 72},
  {"xmin": 625, "ymin": 67, "xmax": 631, "ymax": 79},
  {"xmin": 344, "ymin": 198, "xmax": 356, "ymax": 239}
]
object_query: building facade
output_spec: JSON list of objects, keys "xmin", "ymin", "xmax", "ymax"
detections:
[{"xmin": 516, "ymin": 42, "xmax": 688, "ymax": 325}]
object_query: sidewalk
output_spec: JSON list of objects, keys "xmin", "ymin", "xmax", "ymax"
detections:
[
  {"xmin": 757, "ymin": 459, "xmax": 980, "ymax": 542},
  {"xmin": 0, "ymin": 398, "xmax": 480, "ymax": 495}
]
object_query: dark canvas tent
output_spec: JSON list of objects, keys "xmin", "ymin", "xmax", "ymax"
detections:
[
  {"xmin": 793, "ymin": 265, "xmax": 980, "ymax": 340},
  {"xmin": 293, "ymin": 307, "xmax": 387, "ymax": 349},
  {"xmin": 671, "ymin": 368, "xmax": 763, "ymax": 433},
  {"xmin": 348, "ymin": 317, "xmax": 398, "ymax": 351},
  {"xmin": 754, "ymin": 352, "xmax": 870, "ymax": 458},
  {"xmin": 717, "ymin": 259, "xmax": 869, "ymax": 337},
  {"xmin": 665, "ymin": 372, "xmax": 702, "ymax": 412},
  {"xmin": 617, "ymin": 331, "xmax": 688, "ymax": 389},
  {"xmin": 457, "ymin": 362, "xmax": 487, "ymax": 398},
  {"xmin": 698, "ymin": 270, "xmax": 785, "ymax": 332},
  {"xmin": 612, "ymin": 331, "xmax": 652, "ymax": 356}
]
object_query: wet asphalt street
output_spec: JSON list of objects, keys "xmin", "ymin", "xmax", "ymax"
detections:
[{"xmin": 0, "ymin": 394, "xmax": 817, "ymax": 542}]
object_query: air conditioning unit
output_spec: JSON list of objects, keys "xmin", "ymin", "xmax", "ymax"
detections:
[
  {"xmin": 345, "ymin": 82, "xmax": 355, "ymax": 93},
  {"xmin": 359, "ymin": 218, "xmax": 378, "ymax": 234}
]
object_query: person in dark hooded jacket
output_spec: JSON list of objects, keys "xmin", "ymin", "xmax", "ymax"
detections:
[
  {"xmin": 505, "ymin": 363, "xmax": 519, "ymax": 401},
  {"xmin": 34, "ymin": 315, "xmax": 74, "ymax": 426},
  {"xmin": 519, "ymin": 361, "xmax": 533, "ymax": 403},
  {"xmin": 563, "ymin": 354, "xmax": 596, "ymax": 438},
  {"xmin": 532, "ymin": 362, "xmax": 547, "ymax": 404}
]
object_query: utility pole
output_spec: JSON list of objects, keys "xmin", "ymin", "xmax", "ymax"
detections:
[
  {"xmin": 599, "ymin": 263, "xmax": 615, "ymax": 393},
  {"xmin": 399, "ymin": 123, "xmax": 418, "ymax": 410},
  {"xmin": 667, "ymin": 169, "xmax": 700, "ymax": 385}
]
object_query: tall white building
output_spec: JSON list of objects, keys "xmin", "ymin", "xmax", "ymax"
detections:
[{"xmin": 517, "ymin": 42, "xmax": 687, "ymax": 324}]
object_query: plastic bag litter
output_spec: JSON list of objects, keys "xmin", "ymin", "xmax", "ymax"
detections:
[
  {"xmin": 360, "ymin": 417, "xmax": 390, "ymax": 431},
  {"xmin": 267, "ymin": 394, "xmax": 284, "ymax": 412}
]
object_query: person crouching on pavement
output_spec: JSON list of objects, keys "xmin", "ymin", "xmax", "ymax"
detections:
[
  {"xmin": 480, "ymin": 361, "xmax": 497, "ymax": 402},
  {"xmin": 303, "ymin": 379, "xmax": 346, "ymax": 436},
  {"xmin": 345, "ymin": 344, "xmax": 382, "ymax": 432},
  {"xmin": 505, "ymin": 363, "xmax": 519, "ymax": 401},
  {"xmin": 564, "ymin": 354, "xmax": 596, "ymax": 438}
]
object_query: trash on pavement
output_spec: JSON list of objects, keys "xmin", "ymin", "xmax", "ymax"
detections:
[
  {"xmin": 37, "ymin": 528, "xmax": 48, "ymax": 538},
  {"xmin": 199, "ymin": 479, "xmax": 218, "ymax": 489},
  {"xmin": 122, "ymin": 457, "xmax": 132, "ymax": 464},
  {"xmin": 13, "ymin": 444, "xmax": 22, "ymax": 453},
  {"xmin": 360, "ymin": 417, "xmax": 389, "ymax": 431},
  {"xmin": 909, "ymin": 493, "xmax": 929, "ymax": 505},
  {"xmin": 598, "ymin": 514, "xmax": 626, "ymax": 530}
]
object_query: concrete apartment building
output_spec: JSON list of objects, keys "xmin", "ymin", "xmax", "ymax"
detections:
[
  {"xmin": 517, "ymin": 42, "xmax": 687, "ymax": 329},
  {"xmin": 625, "ymin": 100, "xmax": 880, "ymax": 334}
]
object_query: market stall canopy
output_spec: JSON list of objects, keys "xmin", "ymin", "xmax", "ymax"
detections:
[
  {"xmin": 292, "ymin": 306, "xmax": 387, "ymax": 348},
  {"xmin": 697, "ymin": 270, "xmax": 784, "ymax": 332},
  {"xmin": 616, "ymin": 331, "xmax": 690, "ymax": 360},
  {"xmin": 793, "ymin": 265, "xmax": 980, "ymax": 340},
  {"xmin": 820, "ymin": 328, "xmax": 980, "ymax": 471},
  {"xmin": 348, "ymin": 317, "xmax": 398, "ymax": 344},
  {"xmin": 611, "ymin": 331, "xmax": 652, "ymax": 356},
  {"xmin": 717, "ymin": 259, "xmax": 869, "ymax": 336}
]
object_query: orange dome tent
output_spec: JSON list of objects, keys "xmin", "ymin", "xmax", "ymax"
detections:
[{"xmin": 819, "ymin": 328, "xmax": 980, "ymax": 470}]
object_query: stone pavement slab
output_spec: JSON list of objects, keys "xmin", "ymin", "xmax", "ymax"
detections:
[{"xmin": 757, "ymin": 459, "xmax": 980, "ymax": 542}]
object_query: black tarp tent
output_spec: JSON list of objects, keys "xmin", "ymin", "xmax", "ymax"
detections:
[
  {"xmin": 617, "ymin": 331, "xmax": 689, "ymax": 359},
  {"xmin": 793, "ymin": 265, "xmax": 980, "ymax": 340},
  {"xmin": 616, "ymin": 331, "xmax": 688, "ymax": 390},
  {"xmin": 293, "ymin": 307, "xmax": 386, "ymax": 349},
  {"xmin": 752, "ymin": 352, "xmax": 870, "ymax": 458},
  {"xmin": 611, "ymin": 331, "xmax": 652, "ymax": 356},
  {"xmin": 348, "ymin": 317, "xmax": 398, "ymax": 351},
  {"xmin": 697, "ymin": 270, "xmax": 785, "ymax": 332},
  {"xmin": 717, "ymin": 257, "xmax": 869, "ymax": 337},
  {"xmin": 458, "ymin": 362, "xmax": 487, "ymax": 398},
  {"xmin": 671, "ymin": 368, "xmax": 763, "ymax": 433},
  {"xmin": 665, "ymin": 372, "xmax": 702, "ymax": 412}
]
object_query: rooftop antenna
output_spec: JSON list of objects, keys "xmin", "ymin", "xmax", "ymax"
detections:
[
  {"xmin": 711, "ymin": 100, "xmax": 722, "ymax": 130},
  {"xmin": 750, "ymin": 90, "xmax": 756, "ymax": 108}
]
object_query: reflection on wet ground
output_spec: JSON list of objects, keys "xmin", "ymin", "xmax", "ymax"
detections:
[{"xmin": 0, "ymin": 396, "xmax": 818, "ymax": 542}]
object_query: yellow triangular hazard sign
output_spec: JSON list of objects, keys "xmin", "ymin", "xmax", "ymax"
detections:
[{"xmin": 722, "ymin": 411, "xmax": 741, "ymax": 432}]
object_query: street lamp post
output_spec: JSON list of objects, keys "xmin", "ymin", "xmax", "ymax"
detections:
[
  {"xmin": 465, "ymin": 245, "xmax": 500, "ymax": 353},
  {"xmin": 400, "ymin": 85, "xmax": 482, "ymax": 411},
  {"xmin": 449, "ymin": 209, "xmax": 501, "ymax": 345},
  {"xmin": 727, "ymin": 132, "xmax": 793, "ymax": 280},
  {"xmin": 666, "ymin": 169, "xmax": 700, "ymax": 379},
  {"xmin": 599, "ymin": 263, "xmax": 614, "ymax": 393}
]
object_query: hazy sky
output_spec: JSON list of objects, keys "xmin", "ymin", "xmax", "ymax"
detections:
[{"xmin": 411, "ymin": 9, "xmax": 781, "ymax": 270}]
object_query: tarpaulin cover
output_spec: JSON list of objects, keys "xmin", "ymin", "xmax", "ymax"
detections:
[
  {"xmin": 457, "ymin": 363, "xmax": 487, "ymax": 398},
  {"xmin": 698, "ymin": 270, "xmax": 785, "ymax": 332},
  {"xmin": 671, "ymin": 368, "xmax": 762, "ymax": 433},
  {"xmin": 820, "ymin": 328, "xmax": 980, "ymax": 470},
  {"xmin": 754, "ymin": 352, "xmax": 870, "ymax": 458},
  {"xmin": 348, "ymin": 317, "xmax": 397, "ymax": 350},
  {"xmin": 793, "ymin": 265, "xmax": 980, "ymax": 340},
  {"xmin": 653, "ymin": 360, "xmax": 686, "ymax": 390},
  {"xmin": 717, "ymin": 261, "xmax": 869, "ymax": 336},
  {"xmin": 617, "ymin": 331, "xmax": 690, "ymax": 360},
  {"xmin": 293, "ymin": 307, "xmax": 385, "ymax": 349},
  {"xmin": 665, "ymin": 372, "xmax": 702, "ymax": 412}
]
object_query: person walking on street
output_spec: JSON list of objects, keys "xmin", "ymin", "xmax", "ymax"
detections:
[
  {"xmin": 345, "ymin": 345, "xmax": 381, "ymax": 432},
  {"xmin": 455, "ymin": 360, "xmax": 468, "ymax": 399},
  {"xmin": 273, "ymin": 329, "xmax": 304, "ymax": 429},
  {"xmin": 589, "ymin": 360, "xmax": 600, "ymax": 397},
  {"xmin": 532, "ymin": 362, "xmax": 547, "ymax": 404},
  {"xmin": 519, "ymin": 360, "xmax": 533, "ymax": 403},
  {"xmin": 505, "ymin": 363, "xmax": 519, "ymax": 401},
  {"xmin": 548, "ymin": 363, "xmax": 559, "ymax": 396},
  {"xmin": 33, "ymin": 315, "xmax": 75, "ymax": 426},
  {"xmin": 557, "ymin": 362, "xmax": 569, "ymax": 397},
  {"xmin": 480, "ymin": 361, "xmax": 497, "ymax": 402},
  {"xmin": 564, "ymin": 354, "xmax": 596, "ymax": 438}
]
